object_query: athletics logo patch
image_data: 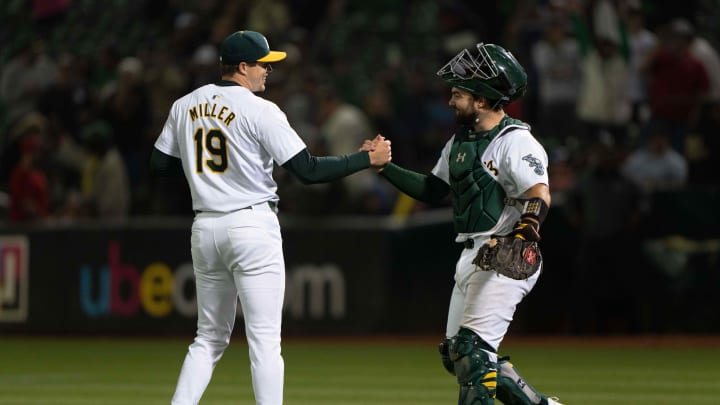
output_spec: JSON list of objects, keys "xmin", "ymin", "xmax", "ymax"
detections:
[
  {"xmin": 522, "ymin": 154, "xmax": 544, "ymax": 175},
  {"xmin": 0, "ymin": 236, "xmax": 29, "ymax": 322}
]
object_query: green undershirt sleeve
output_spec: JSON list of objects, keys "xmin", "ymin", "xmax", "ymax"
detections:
[
  {"xmin": 282, "ymin": 148, "xmax": 371, "ymax": 185},
  {"xmin": 380, "ymin": 162, "xmax": 449, "ymax": 204},
  {"xmin": 150, "ymin": 147, "xmax": 184, "ymax": 177}
]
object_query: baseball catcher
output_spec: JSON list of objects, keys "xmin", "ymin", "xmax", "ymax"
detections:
[{"xmin": 368, "ymin": 41, "xmax": 563, "ymax": 405}]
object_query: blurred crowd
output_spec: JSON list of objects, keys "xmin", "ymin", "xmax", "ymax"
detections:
[{"xmin": 1, "ymin": 0, "xmax": 719, "ymax": 226}]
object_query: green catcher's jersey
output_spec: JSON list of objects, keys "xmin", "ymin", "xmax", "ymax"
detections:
[{"xmin": 431, "ymin": 116, "xmax": 549, "ymax": 235}]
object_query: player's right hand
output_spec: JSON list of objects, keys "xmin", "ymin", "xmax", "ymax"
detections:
[
  {"xmin": 358, "ymin": 134, "xmax": 387, "ymax": 152},
  {"xmin": 368, "ymin": 135, "xmax": 391, "ymax": 170}
]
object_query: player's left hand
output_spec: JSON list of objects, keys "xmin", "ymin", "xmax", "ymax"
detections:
[{"xmin": 473, "ymin": 235, "xmax": 542, "ymax": 280}]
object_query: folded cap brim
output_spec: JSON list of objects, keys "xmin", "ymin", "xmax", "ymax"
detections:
[{"xmin": 257, "ymin": 51, "xmax": 287, "ymax": 62}]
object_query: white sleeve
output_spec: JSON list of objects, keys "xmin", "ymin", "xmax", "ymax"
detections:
[
  {"xmin": 154, "ymin": 102, "xmax": 181, "ymax": 158},
  {"xmin": 497, "ymin": 131, "xmax": 549, "ymax": 197},
  {"xmin": 430, "ymin": 136, "xmax": 455, "ymax": 184},
  {"xmin": 253, "ymin": 102, "xmax": 307, "ymax": 165}
]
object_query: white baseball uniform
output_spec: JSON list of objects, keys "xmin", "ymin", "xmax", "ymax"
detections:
[
  {"xmin": 431, "ymin": 123, "xmax": 549, "ymax": 355},
  {"xmin": 155, "ymin": 81, "xmax": 306, "ymax": 405}
]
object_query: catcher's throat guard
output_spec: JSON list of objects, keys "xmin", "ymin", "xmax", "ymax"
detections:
[{"xmin": 473, "ymin": 236, "xmax": 542, "ymax": 280}]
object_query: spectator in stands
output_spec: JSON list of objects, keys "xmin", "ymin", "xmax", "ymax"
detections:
[
  {"xmin": 642, "ymin": 18, "xmax": 710, "ymax": 154},
  {"xmin": 621, "ymin": 121, "xmax": 689, "ymax": 192},
  {"xmin": 37, "ymin": 53, "xmax": 93, "ymax": 138},
  {"xmin": 98, "ymin": 56, "xmax": 152, "ymax": 195},
  {"xmin": 316, "ymin": 85, "xmax": 380, "ymax": 213},
  {"xmin": 55, "ymin": 120, "xmax": 130, "ymax": 219},
  {"xmin": 623, "ymin": 2, "xmax": 657, "ymax": 129},
  {"xmin": 0, "ymin": 39, "xmax": 58, "ymax": 129},
  {"xmin": 573, "ymin": 0, "xmax": 632, "ymax": 148},
  {"xmin": 674, "ymin": 18, "xmax": 720, "ymax": 104},
  {"xmin": 170, "ymin": 12, "xmax": 204, "ymax": 61},
  {"xmin": 31, "ymin": 0, "xmax": 71, "ymax": 40},
  {"xmin": 531, "ymin": 16, "xmax": 582, "ymax": 146},
  {"xmin": 8, "ymin": 119, "xmax": 50, "ymax": 223},
  {"xmin": 189, "ymin": 44, "xmax": 220, "ymax": 88},
  {"xmin": 144, "ymin": 41, "xmax": 191, "ymax": 131},
  {"xmin": 90, "ymin": 43, "xmax": 121, "ymax": 93}
]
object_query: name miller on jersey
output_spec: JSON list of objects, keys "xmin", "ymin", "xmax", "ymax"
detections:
[{"xmin": 189, "ymin": 102, "xmax": 236, "ymax": 126}]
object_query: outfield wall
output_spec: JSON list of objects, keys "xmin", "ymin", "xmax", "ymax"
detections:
[
  {"xmin": 1, "ymin": 195, "xmax": 719, "ymax": 336},
  {"xmin": 0, "ymin": 211, "xmax": 458, "ymax": 335}
]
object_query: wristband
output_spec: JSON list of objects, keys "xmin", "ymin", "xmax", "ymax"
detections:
[
  {"xmin": 513, "ymin": 198, "xmax": 549, "ymax": 241},
  {"xmin": 520, "ymin": 197, "xmax": 549, "ymax": 225}
]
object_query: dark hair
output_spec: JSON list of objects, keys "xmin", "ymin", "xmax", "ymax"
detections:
[{"xmin": 220, "ymin": 64, "xmax": 238, "ymax": 76}]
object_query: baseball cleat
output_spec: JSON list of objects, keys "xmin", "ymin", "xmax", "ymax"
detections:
[{"xmin": 546, "ymin": 396, "xmax": 564, "ymax": 405}]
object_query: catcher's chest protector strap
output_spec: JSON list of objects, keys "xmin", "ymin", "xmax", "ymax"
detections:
[
  {"xmin": 449, "ymin": 328, "xmax": 498, "ymax": 405},
  {"xmin": 449, "ymin": 130, "xmax": 506, "ymax": 234}
]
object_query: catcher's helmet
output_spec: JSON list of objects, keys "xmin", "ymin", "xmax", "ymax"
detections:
[{"xmin": 437, "ymin": 43, "xmax": 527, "ymax": 106}]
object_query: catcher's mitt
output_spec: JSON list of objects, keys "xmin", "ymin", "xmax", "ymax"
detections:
[{"xmin": 472, "ymin": 236, "xmax": 542, "ymax": 280}]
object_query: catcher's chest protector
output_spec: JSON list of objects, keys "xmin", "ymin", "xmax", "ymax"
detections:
[{"xmin": 449, "ymin": 127, "xmax": 506, "ymax": 234}]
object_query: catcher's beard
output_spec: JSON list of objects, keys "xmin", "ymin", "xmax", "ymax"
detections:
[{"xmin": 455, "ymin": 107, "xmax": 479, "ymax": 126}]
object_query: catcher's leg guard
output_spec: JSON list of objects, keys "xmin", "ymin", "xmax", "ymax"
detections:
[
  {"xmin": 448, "ymin": 328, "xmax": 498, "ymax": 405},
  {"xmin": 496, "ymin": 356, "xmax": 548, "ymax": 405},
  {"xmin": 439, "ymin": 338, "xmax": 456, "ymax": 375}
]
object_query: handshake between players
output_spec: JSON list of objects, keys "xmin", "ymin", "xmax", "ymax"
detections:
[{"xmin": 360, "ymin": 134, "xmax": 392, "ymax": 172}]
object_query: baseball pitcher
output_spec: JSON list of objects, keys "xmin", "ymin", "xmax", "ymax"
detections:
[{"xmin": 151, "ymin": 30, "xmax": 391, "ymax": 405}]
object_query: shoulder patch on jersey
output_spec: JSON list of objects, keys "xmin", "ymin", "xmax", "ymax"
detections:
[{"xmin": 522, "ymin": 154, "xmax": 545, "ymax": 175}]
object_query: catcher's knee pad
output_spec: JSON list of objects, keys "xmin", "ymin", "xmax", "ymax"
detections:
[
  {"xmin": 496, "ymin": 356, "xmax": 545, "ymax": 405},
  {"xmin": 439, "ymin": 339, "xmax": 456, "ymax": 375},
  {"xmin": 448, "ymin": 328, "xmax": 498, "ymax": 405}
]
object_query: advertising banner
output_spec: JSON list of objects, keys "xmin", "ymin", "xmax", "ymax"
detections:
[{"xmin": 0, "ymin": 218, "xmax": 408, "ymax": 335}]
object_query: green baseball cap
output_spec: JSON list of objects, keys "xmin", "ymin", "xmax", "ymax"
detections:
[{"xmin": 220, "ymin": 30, "xmax": 287, "ymax": 65}]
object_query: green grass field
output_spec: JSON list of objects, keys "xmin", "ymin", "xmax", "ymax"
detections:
[{"xmin": 0, "ymin": 335, "xmax": 719, "ymax": 404}]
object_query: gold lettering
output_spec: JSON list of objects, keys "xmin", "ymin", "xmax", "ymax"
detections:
[
  {"xmin": 190, "ymin": 104, "xmax": 233, "ymax": 124},
  {"xmin": 224, "ymin": 112, "xmax": 236, "ymax": 126}
]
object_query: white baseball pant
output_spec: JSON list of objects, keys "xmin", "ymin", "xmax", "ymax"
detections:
[
  {"xmin": 172, "ymin": 203, "xmax": 285, "ymax": 405},
  {"xmin": 445, "ymin": 238, "xmax": 541, "ymax": 358}
]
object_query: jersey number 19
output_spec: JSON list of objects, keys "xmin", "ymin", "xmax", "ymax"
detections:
[{"xmin": 194, "ymin": 128, "xmax": 228, "ymax": 173}]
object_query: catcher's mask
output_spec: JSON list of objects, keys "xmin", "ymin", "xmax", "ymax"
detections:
[{"xmin": 437, "ymin": 43, "xmax": 527, "ymax": 108}]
